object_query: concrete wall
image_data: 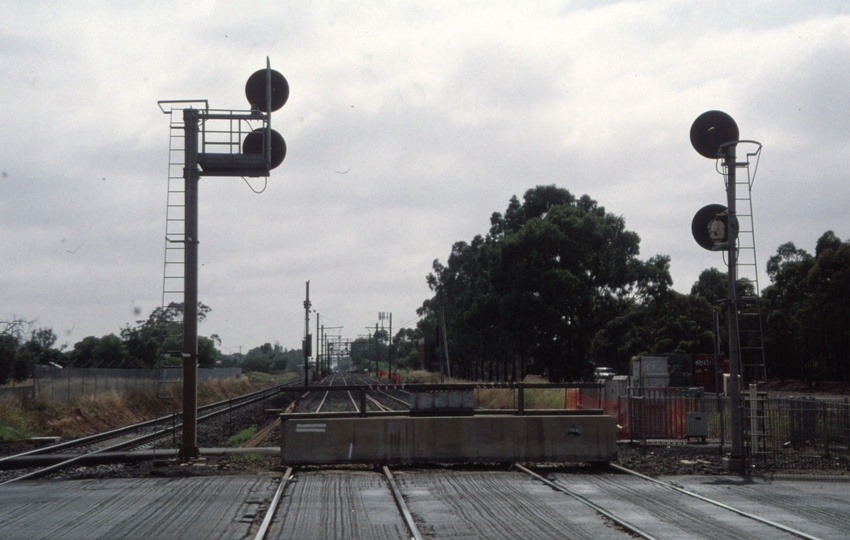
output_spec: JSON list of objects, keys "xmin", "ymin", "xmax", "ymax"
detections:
[
  {"xmin": 409, "ymin": 390, "xmax": 474, "ymax": 414},
  {"xmin": 280, "ymin": 415, "xmax": 617, "ymax": 465}
]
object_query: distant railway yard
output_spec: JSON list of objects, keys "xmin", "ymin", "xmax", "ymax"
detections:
[{"xmin": 0, "ymin": 374, "xmax": 848, "ymax": 539}]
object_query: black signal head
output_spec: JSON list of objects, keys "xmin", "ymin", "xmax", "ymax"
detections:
[
  {"xmin": 245, "ymin": 68, "xmax": 289, "ymax": 112},
  {"xmin": 692, "ymin": 204, "xmax": 730, "ymax": 250},
  {"xmin": 690, "ymin": 110, "xmax": 739, "ymax": 159},
  {"xmin": 243, "ymin": 129, "xmax": 286, "ymax": 169}
]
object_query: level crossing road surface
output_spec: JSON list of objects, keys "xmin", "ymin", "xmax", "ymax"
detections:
[
  {"xmin": 0, "ymin": 476, "xmax": 277, "ymax": 540},
  {"xmin": 0, "ymin": 471, "xmax": 848, "ymax": 539}
]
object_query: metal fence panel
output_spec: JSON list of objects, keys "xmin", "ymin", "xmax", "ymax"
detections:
[
  {"xmin": 620, "ymin": 393, "xmax": 850, "ymax": 471},
  {"xmin": 755, "ymin": 397, "xmax": 850, "ymax": 470},
  {"xmin": 0, "ymin": 385, "xmax": 34, "ymax": 405},
  {"xmin": 31, "ymin": 367, "xmax": 242, "ymax": 403}
]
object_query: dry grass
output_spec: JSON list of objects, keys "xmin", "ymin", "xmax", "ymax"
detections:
[
  {"xmin": 474, "ymin": 376, "xmax": 568, "ymax": 410},
  {"xmin": 0, "ymin": 374, "xmax": 287, "ymax": 441},
  {"xmin": 0, "ymin": 395, "xmax": 40, "ymax": 440},
  {"xmin": 400, "ymin": 370, "xmax": 447, "ymax": 384},
  {"xmin": 475, "ymin": 388, "xmax": 516, "ymax": 409},
  {"xmin": 522, "ymin": 375, "xmax": 567, "ymax": 410}
]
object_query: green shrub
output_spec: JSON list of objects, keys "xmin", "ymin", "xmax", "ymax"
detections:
[{"xmin": 225, "ymin": 426, "xmax": 257, "ymax": 447}]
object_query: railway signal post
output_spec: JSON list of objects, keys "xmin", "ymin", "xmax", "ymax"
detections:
[{"xmin": 160, "ymin": 58, "xmax": 289, "ymax": 458}]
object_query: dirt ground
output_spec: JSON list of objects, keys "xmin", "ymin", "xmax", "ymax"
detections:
[{"xmin": 763, "ymin": 379, "xmax": 850, "ymax": 399}]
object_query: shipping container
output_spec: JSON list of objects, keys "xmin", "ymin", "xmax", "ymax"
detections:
[
  {"xmin": 630, "ymin": 354, "xmax": 694, "ymax": 389},
  {"xmin": 693, "ymin": 353, "xmax": 730, "ymax": 393}
]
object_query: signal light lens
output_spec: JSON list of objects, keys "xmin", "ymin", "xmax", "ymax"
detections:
[
  {"xmin": 245, "ymin": 69, "xmax": 289, "ymax": 113},
  {"xmin": 242, "ymin": 129, "xmax": 286, "ymax": 169}
]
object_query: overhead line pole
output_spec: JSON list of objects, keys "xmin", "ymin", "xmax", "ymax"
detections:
[
  {"xmin": 303, "ymin": 281, "xmax": 311, "ymax": 388},
  {"xmin": 315, "ymin": 313, "xmax": 320, "ymax": 384},
  {"xmin": 323, "ymin": 326, "xmax": 344, "ymax": 375},
  {"xmin": 365, "ymin": 327, "xmax": 373, "ymax": 375}
]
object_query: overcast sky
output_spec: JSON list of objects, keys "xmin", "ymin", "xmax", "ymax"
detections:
[{"xmin": 2, "ymin": 1, "xmax": 849, "ymax": 355}]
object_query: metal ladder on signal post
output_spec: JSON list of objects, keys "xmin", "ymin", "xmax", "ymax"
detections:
[
  {"xmin": 157, "ymin": 101, "xmax": 209, "ymax": 322},
  {"xmin": 725, "ymin": 142, "xmax": 767, "ymax": 384}
]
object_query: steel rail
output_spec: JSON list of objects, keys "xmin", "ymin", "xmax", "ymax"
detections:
[
  {"xmin": 382, "ymin": 466, "xmax": 424, "ymax": 540},
  {"xmin": 0, "ymin": 383, "xmax": 293, "ymax": 484},
  {"xmin": 514, "ymin": 463, "xmax": 659, "ymax": 540},
  {"xmin": 315, "ymin": 391, "xmax": 330, "ymax": 412},
  {"xmin": 608, "ymin": 463, "xmax": 823, "ymax": 540},
  {"xmin": 373, "ymin": 388, "xmax": 410, "ymax": 407},
  {"xmin": 313, "ymin": 373, "xmax": 339, "ymax": 413},
  {"xmin": 0, "ymin": 382, "xmax": 293, "ymax": 465},
  {"xmin": 346, "ymin": 390, "xmax": 360, "ymax": 412},
  {"xmin": 364, "ymin": 394, "xmax": 392, "ymax": 412},
  {"xmin": 254, "ymin": 467, "xmax": 293, "ymax": 540}
]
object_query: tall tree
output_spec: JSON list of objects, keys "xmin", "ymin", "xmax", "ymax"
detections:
[
  {"xmin": 120, "ymin": 302, "xmax": 214, "ymax": 368},
  {"xmin": 426, "ymin": 185, "xmax": 671, "ymax": 381},
  {"xmin": 762, "ymin": 232, "xmax": 850, "ymax": 383}
]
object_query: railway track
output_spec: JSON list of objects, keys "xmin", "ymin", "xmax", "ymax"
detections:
[
  {"xmin": 240, "ymin": 373, "xmax": 411, "ymax": 449},
  {"xmin": 250, "ymin": 461, "xmax": 839, "ymax": 540},
  {"xmin": 0, "ymin": 381, "xmax": 299, "ymax": 485},
  {"xmin": 512, "ymin": 463, "xmax": 830, "ymax": 540},
  {"xmin": 280, "ymin": 372, "xmax": 411, "ymax": 415},
  {"xmin": 0, "ymin": 372, "xmax": 844, "ymax": 538},
  {"xmin": 256, "ymin": 375, "xmax": 840, "ymax": 538},
  {"xmin": 264, "ymin": 375, "xmax": 828, "ymax": 540}
]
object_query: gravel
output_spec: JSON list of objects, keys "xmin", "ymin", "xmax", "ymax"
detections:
[{"xmin": 614, "ymin": 443, "xmax": 728, "ymax": 476}]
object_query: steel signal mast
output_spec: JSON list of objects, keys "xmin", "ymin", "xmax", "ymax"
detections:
[{"xmin": 158, "ymin": 58, "xmax": 289, "ymax": 459}]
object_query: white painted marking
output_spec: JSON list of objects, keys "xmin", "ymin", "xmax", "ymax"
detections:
[
  {"xmin": 295, "ymin": 423, "xmax": 327, "ymax": 433},
  {"xmin": 348, "ymin": 442, "xmax": 353, "ymax": 459}
]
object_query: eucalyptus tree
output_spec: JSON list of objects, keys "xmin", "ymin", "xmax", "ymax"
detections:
[
  {"xmin": 426, "ymin": 185, "xmax": 672, "ymax": 381},
  {"xmin": 762, "ymin": 231, "xmax": 850, "ymax": 382}
]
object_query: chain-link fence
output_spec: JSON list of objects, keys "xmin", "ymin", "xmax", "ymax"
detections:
[
  {"xmin": 0, "ymin": 385, "xmax": 34, "ymax": 406},
  {"xmin": 753, "ymin": 396, "xmax": 850, "ymax": 471},
  {"xmin": 32, "ymin": 366, "xmax": 242, "ymax": 403},
  {"xmin": 618, "ymin": 390, "xmax": 850, "ymax": 471}
]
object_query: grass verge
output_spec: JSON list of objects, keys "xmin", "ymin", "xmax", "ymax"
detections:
[{"xmin": 0, "ymin": 372, "xmax": 294, "ymax": 442}]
